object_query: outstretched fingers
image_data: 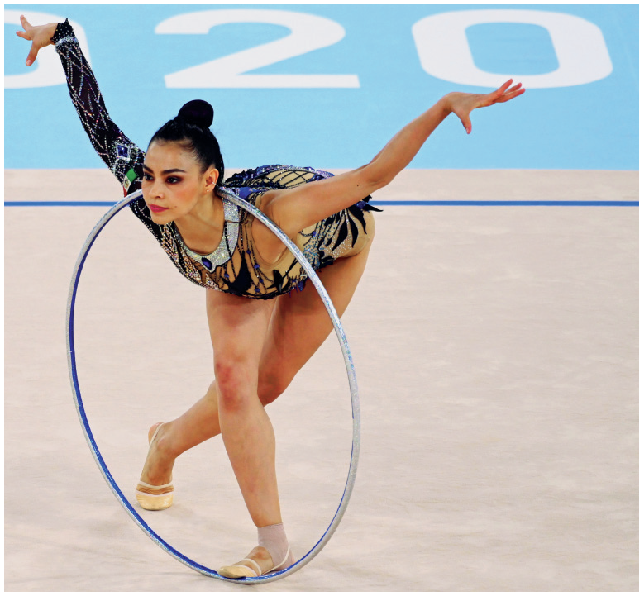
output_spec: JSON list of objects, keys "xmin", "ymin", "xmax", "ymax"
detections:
[
  {"xmin": 498, "ymin": 86, "xmax": 526, "ymax": 104},
  {"xmin": 491, "ymin": 80, "xmax": 525, "ymax": 104},
  {"xmin": 496, "ymin": 78, "xmax": 515, "ymax": 94},
  {"xmin": 17, "ymin": 15, "xmax": 32, "ymax": 37},
  {"xmin": 16, "ymin": 15, "xmax": 43, "ymax": 66}
]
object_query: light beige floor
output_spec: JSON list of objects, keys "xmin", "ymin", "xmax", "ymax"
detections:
[{"xmin": 4, "ymin": 169, "xmax": 639, "ymax": 591}]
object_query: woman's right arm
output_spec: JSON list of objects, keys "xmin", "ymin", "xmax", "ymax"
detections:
[{"xmin": 17, "ymin": 16, "xmax": 144, "ymax": 196}]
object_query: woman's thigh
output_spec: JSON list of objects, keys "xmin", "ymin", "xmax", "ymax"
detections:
[
  {"xmin": 206, "ymin": 289, "xmax": 275, "ymax": 397},
  {"xmin": 257, "ymin": 242, "xmax": 372, "ymax": 401}
]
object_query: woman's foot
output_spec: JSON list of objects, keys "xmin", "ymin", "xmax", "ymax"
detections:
[
  {"xmin": 135, "ymin": 422, "xmax": 176, "ymax": 510},
  {"xmin": 218, "ymin": 546, "xmax": 294, "ymax": 579}
]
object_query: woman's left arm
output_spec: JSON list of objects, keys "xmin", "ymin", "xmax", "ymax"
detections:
[{"xmin": 265, "ymin": 80, "xmax": 525, "ymax": 237}]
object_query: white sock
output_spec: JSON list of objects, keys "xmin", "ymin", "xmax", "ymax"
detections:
[{"xmin": 257, "ymin": 523, "xmax": 289, "ymax": 567}]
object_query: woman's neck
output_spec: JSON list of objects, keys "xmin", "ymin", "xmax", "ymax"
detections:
[{"xmin": 174, "ymin": 190, "xmax": 225, "ymax": 255}]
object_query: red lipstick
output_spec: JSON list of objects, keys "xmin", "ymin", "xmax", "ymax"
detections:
[{"xmin": 148, "ymin": 204, "xmax": 168, "ymax": 214}]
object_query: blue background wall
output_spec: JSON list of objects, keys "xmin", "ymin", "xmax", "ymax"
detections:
[{"xmin": 5, "ymin": 4, "xmax": 639, "ymax": 170}]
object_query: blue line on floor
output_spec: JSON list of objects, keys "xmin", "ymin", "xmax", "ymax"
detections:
[{"xmin": 373, "ymin": 200, "xmax": 639, "ymax": 206}]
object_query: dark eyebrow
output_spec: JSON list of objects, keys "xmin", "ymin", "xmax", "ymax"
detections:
[{"xmin": 142, "ymin": 165, "xmax": 186, "ymax": 175}]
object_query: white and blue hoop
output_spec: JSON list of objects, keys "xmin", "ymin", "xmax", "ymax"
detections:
[{"xmin": 65, "ymin": 189, "xmax": 361, "ymax": 584}]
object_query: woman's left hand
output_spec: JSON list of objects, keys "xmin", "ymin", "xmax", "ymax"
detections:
[{"xmin": 444, "ymin": 79, "xmax": 525, "ymax": 134}]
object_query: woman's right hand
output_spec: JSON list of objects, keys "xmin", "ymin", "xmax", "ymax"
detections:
[{"xmin": 16, "ymin": 15, "xmax": 59, "ymax": 66}]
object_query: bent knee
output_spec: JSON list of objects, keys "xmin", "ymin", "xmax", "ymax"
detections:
[
  {"xmin": 214, "ymin": 358, "xmax": 257, "ymax": 412},
  {"xmin": 257, "ymin": 371, "xmax": 290, "ymax": 406}
]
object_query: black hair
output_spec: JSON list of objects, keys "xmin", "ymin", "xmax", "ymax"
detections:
[{"xmin": 149, "ymin": 99, "xmax": 224, "ymax": 182}]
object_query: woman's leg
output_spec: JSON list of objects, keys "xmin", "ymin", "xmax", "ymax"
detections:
[
  {"xmin": 218, "ymin": 243, "xmax": 374, "ymax": 576},
  {"xmin": 139, "ymin": 381, "xmax": 219, "ymax": 486},
  {"xmin": 206, "ymin": 291, "xmax": 282, "ymax": 528},
  {"xmin": 258, "ymin": 243, "xmax": 373, "ymax": 400},
  {"xmin": 140, "ymin": 241, "xmax": 373, "ymax": 488},
  {"xmin": 139, "ymin": 299, "xmax": 275, "ymax": 486}
]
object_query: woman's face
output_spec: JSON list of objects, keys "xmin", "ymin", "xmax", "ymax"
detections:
[{"xmin": 142, "ymin": 141, "xmax": 218, "ymax": 224}]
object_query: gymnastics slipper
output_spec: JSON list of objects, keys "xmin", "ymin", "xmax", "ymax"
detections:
[
  {"xmin": 135, "ymin": 423, "xmax": 174, "ymax": 511},
  {"xmin": 218, "ymin": 546, "xmax": 294, "ymax": 579}
]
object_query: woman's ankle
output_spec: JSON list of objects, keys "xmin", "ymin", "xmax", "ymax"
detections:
[
  {"xmin": 141, "ymin": 423, "xmax": 176, "ymax": 484},
  {"xmin": 151, "ymin": 421, "xmax": 184, "ymax": 459},
  {"xmin": 257, "ymin": 522, "xmax": 289, "ymax": 568}
]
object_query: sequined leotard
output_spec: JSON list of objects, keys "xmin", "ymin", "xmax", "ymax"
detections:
[{"xmin": 53, "ymin": 20, "xmax": 379, "ymax": 299}]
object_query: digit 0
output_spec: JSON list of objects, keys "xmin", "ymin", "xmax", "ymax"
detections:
[{"xmin": 412, "ymin": 9, "xmax": 613, "ymax": 88}]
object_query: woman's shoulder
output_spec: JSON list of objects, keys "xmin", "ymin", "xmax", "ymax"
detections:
[{"xmin": 223, "ymin": 165, "xmax": 333, "ymax": 191}]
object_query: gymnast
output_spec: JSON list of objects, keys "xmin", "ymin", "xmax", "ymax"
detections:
[{"xmin": 18, "ymin": 16, "xmax": 524, "ymax": 578}]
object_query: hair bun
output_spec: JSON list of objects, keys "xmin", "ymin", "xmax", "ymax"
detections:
[{"xmin": 178, "ymin": 99, "xmax": 213, "ymax": 129}]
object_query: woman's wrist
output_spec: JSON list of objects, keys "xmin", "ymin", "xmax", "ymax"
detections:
[
  {"xmin": 51, "ymin": 19, "xmax": 74, "ymax": 45},
  {"xmin": 46, "ymin": 22, "xmax": 59, "ymax": 43},
  {"xmin": 438, "ymin": 93, "xmax": 459, "ymax": 116}
]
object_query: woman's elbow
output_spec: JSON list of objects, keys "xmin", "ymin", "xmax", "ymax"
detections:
[{"xmin": 359, "ymin": 165, "xmax": 395, "ymax": 193}]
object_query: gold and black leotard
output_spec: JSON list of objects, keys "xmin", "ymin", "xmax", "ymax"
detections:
[{"xmin": 54, "ymin": 19, "xmax": 380, "ymax": 299}]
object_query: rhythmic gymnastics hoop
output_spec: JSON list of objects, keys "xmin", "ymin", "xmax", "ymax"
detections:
[{"xmin": 66, "ymin": 189, "xmax": 361, "ymax": 584}]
